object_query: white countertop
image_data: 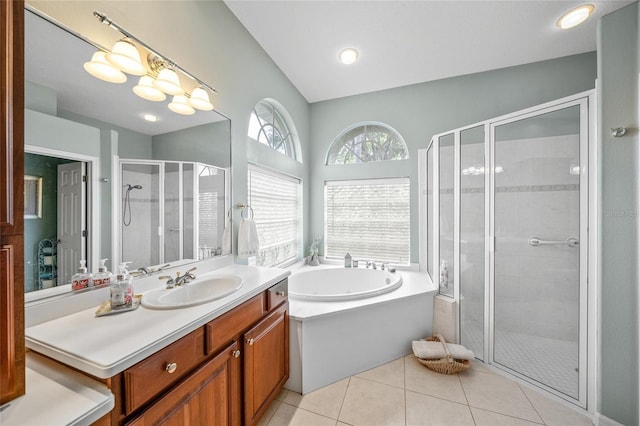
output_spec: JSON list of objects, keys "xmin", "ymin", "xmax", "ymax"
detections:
[
  {"xmin": 0, "ymin": 352, "xmax": 114, "ymax": 426},
  {"xmin": 25, "ymin": 264, "xmax": 290, "ymax": 378}
]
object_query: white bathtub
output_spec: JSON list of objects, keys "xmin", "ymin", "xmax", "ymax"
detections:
[
  {"xmin": 285, "ymin": 265, "xmax": 438, "ymax": 394},
  {"xmin": 288, "ymin": 267, "xmax": 402, "ymax": 301}
]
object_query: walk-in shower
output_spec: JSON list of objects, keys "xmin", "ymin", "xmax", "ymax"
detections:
[
  {"xmin": 420, "ymin": 91, "xmax": 596, "ymax": 410},
  {"xmin": 116, "ymin": 160, "xmax": 227, "ymax": 271}
]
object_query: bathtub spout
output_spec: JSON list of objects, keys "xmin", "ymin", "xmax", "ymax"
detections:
[{"xmin": 366, "ymin": 261, "xmax": 377, "ymax": 270}]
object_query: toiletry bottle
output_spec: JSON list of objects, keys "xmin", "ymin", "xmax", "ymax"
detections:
[
  {"xmin": 72, "ymin": 260, "xmax": 92, "ymax": 291},
  {"xmin": 92, "ymin": 258, "xmax": 112, "ymax": 288},
  {"xmin": 345, "ymin": 252, "xmax": 352, "ymax": 268},
  {"xmin": 111, "ymin": 262, "xmax": 134, "ymax": 309}
]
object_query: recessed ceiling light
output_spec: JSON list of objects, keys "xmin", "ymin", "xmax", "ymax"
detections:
[
  {"xmin": 143, "ymin": 113, "xmax": 158, "ymax": 122},
  {"xmin": 557, "ymin": 4, "xmax": 595, "ymax": 29},
  {"xmin": 339, "ymin": 48, "xmax": 359, "ymax": 65}
]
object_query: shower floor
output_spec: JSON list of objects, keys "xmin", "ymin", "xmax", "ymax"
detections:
[{"xmin": 462, "ymin": 324, "xmax": 579, "ymax": 400}]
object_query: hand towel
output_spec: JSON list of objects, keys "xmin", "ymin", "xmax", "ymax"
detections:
[
  {"xmin": 411, "ymin": 340, "xmax": 475, "ymax": 361},
  {"xmin": 221, "ymin": 216, "xmax": 232, "ymax": 255},
  {"xmin": 237, "ymin": 217, "xmax": 259, "ymax": 257}
]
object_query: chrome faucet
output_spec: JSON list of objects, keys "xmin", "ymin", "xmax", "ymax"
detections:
[
  {"xmin": 159, "ymin": 267, "xmax": 196, "ymax": 288},
  {"xmin": 366, "ymin": 261, "xmax": 377, "ymax": 270}
]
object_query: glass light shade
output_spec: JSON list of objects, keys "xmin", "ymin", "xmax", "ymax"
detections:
[
  {"xmin": 154, "ymin": 68, "xmax": 184, "ymax": 95},
  {"xmin": 168, "ymin": 95, "xmax": 195, "ymax": 115},
  {"xmin": 106, "ymin": 40, "xmax": 147, "ymax": 75},
  {"xmin": 188, "ymin": 87, "xmax": 214, "ymax": 111},
  {"xmin": 83, "ymin": 51, "xmax": 127, "ymax": 83},
  {"xmin": 557, "ymin": 4, "xmax": 594, "ymax": 29},
  {"xmin": 133, "ymin": 76, "xmax": 166, "ymax": 101}
]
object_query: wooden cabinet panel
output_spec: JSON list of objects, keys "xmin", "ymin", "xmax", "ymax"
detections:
[
  {"xmin": 124, "ymin": 328, "xmax": 205, "ymax": 414},
  {"xmin": 243, "ymin": 302, "xmax": 289, "ymax": 425},
  {"xmin": 205, "ymin": 292, "xmax": 265, "ymax": 354},
  {"xmin": 267, "ymin": 279, "xmax": 288, "ymax": 311},
  {"xmin": 1, "ymin": 0, "xmax": 25, "ymax": 405},
  {"xmin": 126, "ymin": 341, "xmax": 241, "ymax": 426}
]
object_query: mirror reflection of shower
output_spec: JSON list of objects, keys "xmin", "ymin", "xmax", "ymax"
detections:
[{"xmin": 122, "ymin": 184, "xmax": 143, "ymax": 226}]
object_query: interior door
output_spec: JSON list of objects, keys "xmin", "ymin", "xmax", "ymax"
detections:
[
  {"xmin": 57, "ymin": 161, "xmax": 86, "ymax": 285},
  {"xmin": 490, "ymin": 100, "xmax": 588, "ymax": 405}
]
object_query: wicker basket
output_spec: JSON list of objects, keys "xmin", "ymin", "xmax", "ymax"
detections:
[{"xmin": 416, "ymin": 333, "xmax": 471, "ymax": 375}]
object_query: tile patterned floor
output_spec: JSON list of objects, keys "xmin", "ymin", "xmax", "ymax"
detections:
[{"xmin": 259, "ymin": 355, "xmax": 592, "ymax": 426}]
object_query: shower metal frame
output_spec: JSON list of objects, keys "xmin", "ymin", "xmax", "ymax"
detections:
[{"xmin": 421, "ymin": 90, "xmax": 597, "ymax": 412}]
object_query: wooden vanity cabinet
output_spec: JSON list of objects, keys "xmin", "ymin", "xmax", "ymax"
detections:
[{"xmin": 107, "ymin": 279, "xmax": 289, "ymax": 426}]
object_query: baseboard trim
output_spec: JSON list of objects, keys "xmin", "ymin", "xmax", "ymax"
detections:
[{"xmin": 593, "ymin": 412, "xmax": 625, "ymax": 426}]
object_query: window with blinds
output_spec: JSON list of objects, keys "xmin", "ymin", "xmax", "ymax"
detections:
[
  {"xmin": 248, "ymin": 166, "xmax": 301, "ymax": 267},
  {"xmin": 325, "ymin": 178, "xmax": 410, "ymax": 264}
]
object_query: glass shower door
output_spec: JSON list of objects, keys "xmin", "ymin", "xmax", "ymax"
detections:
[{"xmin": 491, "ymin": 102, "xmax": 586, "ymax": 403}]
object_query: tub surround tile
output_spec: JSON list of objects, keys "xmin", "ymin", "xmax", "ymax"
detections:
[
  {"xmin": 521, "ymin": 386, "xmax": 592, "ymax": 426},
  {"xmin": 405, "ymin": 390, "xmax": 475, "ymax": 426},
  {"xmin": 283, "ymin": 378, "xmax": 349, "ymax": 419},
  {"xmin": 339, "ymin": 376, "xmax": 405, "ymax": 425},
  {"xmin": 459, "ymin": 370, "xmax": 543, "ymax": 423},
  {"xmin": 470, "ymin": 407, "xmax": 545, "ymax": 425},
  {"xmin": 355, "ymin": 357, "xmax": 405, "ymax": 388},
  {"xmin": 404, "ymin": 355, "xmax": 468, "ymax": 405}
]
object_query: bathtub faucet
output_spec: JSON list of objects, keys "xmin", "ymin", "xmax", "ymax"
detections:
[{"xmin": 366, "ymin": 261, "xmax": 377, "ymax": 270}]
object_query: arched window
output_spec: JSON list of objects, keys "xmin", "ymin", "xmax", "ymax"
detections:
[
  {"xmin": 248, "ymin": 99, "xmax": 299, "ymax": 161},
  {"xmin": 327, "ymin": 122, "xmax": 408, "ymax": 165}
]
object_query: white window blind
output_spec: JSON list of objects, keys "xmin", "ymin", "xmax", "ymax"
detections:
[
  {"xmin": 325, "ymin": 178, "xmax": 410, "ymax": 264},
  {"xmin": 248, "ymin": 166, "xmax": 300, "ymax": 267}
]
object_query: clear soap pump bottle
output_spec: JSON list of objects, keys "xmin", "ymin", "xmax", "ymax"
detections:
[
  {"xmin": 72, "ymin": 260, "xmax": 92, "ymax": 291},
  {"xmin": 111, "ymin": 262, "xmax": 134, "ymax": 310},
  {"xmin": 92, "ymin": 258, "xmax": 112, "ymax": 288}
]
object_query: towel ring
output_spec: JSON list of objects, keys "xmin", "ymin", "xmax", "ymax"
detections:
[{"xmin": 241, "ymin": 205, "xmax": 254, "ymax": 220}]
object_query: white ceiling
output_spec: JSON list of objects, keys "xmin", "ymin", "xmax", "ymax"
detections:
[{"xmin": 224, "ymin": 0, "xmax": 634, "ymax": 103}]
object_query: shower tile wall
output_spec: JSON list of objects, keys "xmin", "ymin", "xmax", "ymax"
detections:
[
  {"xmin": 122, "ymin": 168, "xmax": 160, "ymax": 270},
  {"xmin": 494, "ymin": 134, "xmax": 579, "ymax": 342}
]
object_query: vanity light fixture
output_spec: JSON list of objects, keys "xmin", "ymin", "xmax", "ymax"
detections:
[
  {"xmin": 153, "ymin": 68, "xmax": 184, "ymax": 95},
  {"xmin": 168, "ymin": 95, "xmax": 195, "ymax": 115},
  {"xmin": 557, "ymin": 4, "xmax": 594, "ymax": 29},
  {"xmin": 106, "ymin": 39, "xmax": 146, "ymax": 75},
  {"xmin": 83, "ymin": 51, "xmax": 127, "ymax": 83},
  {"xmin": 339, "ymin": 48, "xmax": 359, "ymax": 65},
  {"xmin": 133, "ymin": 76, "xmax": 166, "ymax": 101},
  {"xmin": 188, "ymin": 87, "xmax": 214, "ymax": 111}
]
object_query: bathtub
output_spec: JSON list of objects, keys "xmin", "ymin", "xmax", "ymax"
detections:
[
  {"xmin": 285, "ymin": 265, "xmax": 438, "ymax": 394},
  {"xmin": 288, "ymin": 267, "xmax": 403, "ymax": 301}
]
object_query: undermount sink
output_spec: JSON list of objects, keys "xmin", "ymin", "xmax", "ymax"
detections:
[{"xmin": 142, "ymin": 275, "xmax": 243, "ymax": 309}]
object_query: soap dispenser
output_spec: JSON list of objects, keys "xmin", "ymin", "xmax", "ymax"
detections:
[
  {"xmin": 111, "ymin": 262, "xmax": 134, "ymax": 309},
  {"xmin": 92, "ymin": 258, "xmax": 112, "ymax": 288},
  {"xmin": 72, "ymin": 260, "xmax": 92, "ymax": 291}
]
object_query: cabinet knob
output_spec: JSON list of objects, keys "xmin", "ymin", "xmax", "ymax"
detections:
[
  {"xmin": 275, "ymin": 291, "xmax": 286, "ymax": 296},
  {"xmin": 246, "ymin": 338, "xmax": 255, "ymax": 346},
  {"xmin": 165, "ymin": 362, "xmax": 178, "ymax": 374},
  {"xmin": 232, "ymin": 350, "xmax": 241, "ymax": 358}
]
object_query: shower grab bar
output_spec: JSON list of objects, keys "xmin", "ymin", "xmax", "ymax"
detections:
[{"xmin": 528, "ymin": 237, "xmax": 579, "ymax": 248}]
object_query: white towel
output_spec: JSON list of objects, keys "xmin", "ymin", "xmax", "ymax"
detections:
[
  {"xmin": 221, "ymin": 216, "xmax": 232, "ymax": 255},
  {"xmin": 412, "ymin": 340, "xmax": 475, "ymax": 361},
  {"xmin": 237, "ymin": 217, "xmax": 259, "ymax": 257}
]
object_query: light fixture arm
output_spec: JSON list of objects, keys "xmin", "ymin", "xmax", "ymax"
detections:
[{"xmin": 93, "ymin": 11, "xmax": 218, "ymax": 94}]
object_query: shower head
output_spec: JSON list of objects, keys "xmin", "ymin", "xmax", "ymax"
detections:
[{"xmin": 125, "ymin": 184, "xmax": 143, "ymax": 191}]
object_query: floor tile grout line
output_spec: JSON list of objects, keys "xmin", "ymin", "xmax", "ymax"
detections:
[
  {"xmin": 469, "ymin": 405, "xmax": 547, "ymax": 425},
  {"xmin": 335, "ymin": 376, "xmax": 351, "ymax": 423},
  {"xmin": 456, "ymin": 373, "xmax": 477, "ymax": 425},
  {"xmin": 518, "ymin": 382, "xmax": 549, "ymax": 425}
]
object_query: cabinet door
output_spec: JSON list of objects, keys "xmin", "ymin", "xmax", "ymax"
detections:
[
  {"xmin": 1, "ymin": 0, "xmax": 25, "ymax": 405},
  {"xmin": 126, "ymin": 341, "xmax": 242, "ymax": 426},
  {"xmin": 243, "ymin": 302, "xmax": 289, "ymax": 425}
]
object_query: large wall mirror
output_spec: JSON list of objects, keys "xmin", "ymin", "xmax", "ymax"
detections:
[{"xmin": 24, "ymin": 7, "xmax": 232, "ymax": 299}]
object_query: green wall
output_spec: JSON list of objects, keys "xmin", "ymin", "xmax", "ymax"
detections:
[
  {"xmin": 597, "ymin": 2, "xmax": 639, "ymax": 425},
  {"xmin": 309, "ymin": 52, "xmax": 597, "ymax": 263}
]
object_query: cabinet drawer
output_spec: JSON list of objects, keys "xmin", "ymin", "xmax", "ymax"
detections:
[
  {"xmin": 267, "ymin": 279, "xmax": 288, "ymax": 311},
  {"xmin": 124, "ymin": 328, "xmax": 205, "ymax": 414},
  {"xmin": 206, "ymin": 293, "xmax": 265, "ymax": 355}
]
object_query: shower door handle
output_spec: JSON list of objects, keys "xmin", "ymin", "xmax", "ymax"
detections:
[{"xmin": 528, "ymin": 237, "xmax": 579, "ymax": 248}]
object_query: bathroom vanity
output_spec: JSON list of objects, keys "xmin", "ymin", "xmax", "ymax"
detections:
[{"xmin": 24, "ymin": 264, "xmax": 290, "ymax": 426}]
